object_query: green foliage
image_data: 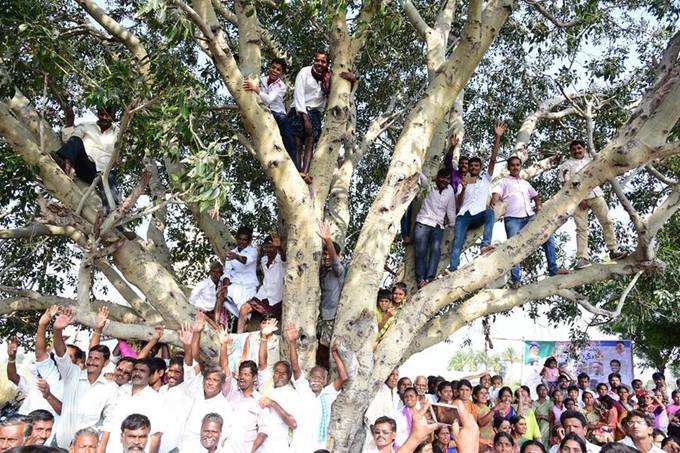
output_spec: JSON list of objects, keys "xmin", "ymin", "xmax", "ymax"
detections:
[{"xmin": 0, "ymin": 0, "xmax": 678, "ymax": 342}]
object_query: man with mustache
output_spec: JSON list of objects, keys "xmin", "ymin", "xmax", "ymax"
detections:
[
  {"xmin": 100, "ymin": 359, "xmax": 164, "ymax": 453},
  {"xmin": 51, "ymin": 307, "xmax": 118, "ymax": 449},
  {"xmin": 53, "ymin": 104, "xmax": 120, "ymax": 209},
  {"xmin": 25, "ymin": 410, "xmax": 54, "ymax": 446},
  {"xmin": 198, "ymin": 413, "xmax": 224, "ymax": 453},
  {"xmin": 119, "ymin": 414, "xmax": 151, "ymax": 453}
]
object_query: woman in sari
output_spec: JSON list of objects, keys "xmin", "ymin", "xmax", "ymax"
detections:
[
  {"xmin": 474, "ymin": 385, "xmax": 495, "ymax": 451},
  {"xmin": 534, "ymin": 384, "xmax": 553, "ymax": 446}
]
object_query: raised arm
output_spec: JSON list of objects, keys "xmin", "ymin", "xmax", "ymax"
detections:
[
  {"xmin": 36, "ymin": 305, "xmax": 59, "ymax": 362},
  {"xmin": 217, "ymin": 327, "xmax": 233, "ymax": 379},
  {"xmin": 137, "ymin": 325, "xmax": 164, "ymax": 359},
  {"xmin": 53, "ymin": 307, "xmax": 75, "ymax": 358},
  {"xmin": 258, "ymin": 319, "xmax": 278, "ymax": 371},
  {"xmin": 317, "ymin": 221, "xmax": 339, "ymax": 273},
  {"xmin": 487, "ymin": 122, "xmax": 507, "ymax": 178},
  {"xmin": 89, "ymin": 306, "xmax": 110, "ymax": 350},
  {"xmin": 178, "ymin": 322, "xmax": 193, "ymax": 367},
  {"xmin": 330, "ymin": 343, "xmax": 348, "ymax": 391},
  {"xmin": 284, "ymin": 324, "xmax": 301, "ymax": 380},
  {"xmin": 191, "ymin": 311, "xmax": 206, "ymax": 364},
  {"xmin": 6, "ymin": 338, "xmax": 19, "ymax": 386}
]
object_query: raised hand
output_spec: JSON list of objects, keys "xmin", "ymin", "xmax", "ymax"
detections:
[
  {"xmin": 494, "ymin": 121, "xmax": 508, "ymax": 137},
  {"xmin": 261, "ymin": 318, "xmax": 278, "ymax": 338},
  {"xmin": 152, "ymin": 325, "xmax": 165, "ymax": 341},
  {"xmin": 7, "ymin": 337, "xmax": 18, "ymax": 359},
  {"xmin": 217, "ymin": 327, "xmax": 233, "ymax": 347},
  {"xmin": 39, "ymin": 305, "xmax": 59, "ymax": 327},
  {"xmin": 54, "ymin": 307, "xmax": 75, "ymax": 330},
  {"xmin": 448, "ymin": 134, "xmax": 460, "ymax": 149},
  {"xmin": 284, "ymin": 323, "xmax": 299, "ymax": 342},
  {"xmin": 406, "ymin": 402, "xmax": 438, "ymax": 445},
  {"xmin": 452, "ymin": 399, "xmax": 480, "ymax": 453},
  {"xmin": 179, "ymin": 322, "xmax": 193, "ymax": 346},
  {"xmin": 316, "ymin": 220, "xmax": 332, "ymax": 242},
  {"xmin": 193, "ymin": 311, "xmax": 206, "ymax": 333},
  {"xmin": 95, "ymin": 306, "xmax": 109, "ymax": 331}
]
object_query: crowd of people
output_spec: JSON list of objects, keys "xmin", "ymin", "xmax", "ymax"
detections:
[
  {"xmin": 2, "ymin": 303, "xmax": 679, "ymax": 453},
  {"xmin": 8, "ymin": 44, "xmax": 665, "ymax": 453},
  {"xmin": 362, "ymin": 364, "xmax": 680, "ymax": 453}
]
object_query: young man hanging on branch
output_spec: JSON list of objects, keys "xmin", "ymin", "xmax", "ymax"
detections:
[
  {"xmin": 491, "ymin": 156, "xmax": 569, "ymax": 288},
  {"xmin": 449, "ymin": 122, "xmax": 507, "ymax": 271},
  {"xmin": 51, "ymin": 103, "xmax": 121, "ymax": 210},
  {"xmin": 289, "ymin": 51, "xmax": 356, "ymax": 183},
  {"xmin": 558, "ymin": 140, "xmax": 627, "ymax": 269}
]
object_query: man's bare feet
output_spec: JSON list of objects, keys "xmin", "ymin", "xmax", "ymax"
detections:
[{"xmin": 480, "ymin": 245, "xmax": 495, "ymax": 255}]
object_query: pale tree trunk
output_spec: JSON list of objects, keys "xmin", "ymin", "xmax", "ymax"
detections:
[{"xmin": 329, "ymin": 2, "xmax": 515, "ymax": 449}]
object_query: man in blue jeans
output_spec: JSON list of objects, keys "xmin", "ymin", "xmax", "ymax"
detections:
[
  {"xmin": 491, "ymin": 156, "xmax": 568, "ymax": 287},
  {"xmin": 413, "ymin": 168, "xmax": 457, "ymax": 287},
  {"xmin": 449, "ymin": 122, "xmax": 507, "ymax": 271}
]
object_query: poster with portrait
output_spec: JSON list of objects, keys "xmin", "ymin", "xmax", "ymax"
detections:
[{"xmin": 522, "ymin": 340, "xmax": 633, "ymax": 390}]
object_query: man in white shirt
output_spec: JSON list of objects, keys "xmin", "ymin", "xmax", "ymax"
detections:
[
  {"xmin": 548, "ymin": 410, "xmax": 601, "ymax": 453},
  {"xmin": 256, "ymin": 361, "xmax": 299, "ymax": 453},
  {"xmin": 53, "ymin": 104, "xmax": 120, "ymax": 209},
  {"xmin": 364, "ymin": 368, "xmax": 401, "ymax": 450},
  {"xmin": 198, "ymin": 413, "xmax": 224, "ymax": 453},
  {"xmin": 216, "ymin": 226, "xmax": 259, "ymax": 326},
  {"xmin": 289, "ymin": 51, "xmax": 356, "ymax": 179},
  {"xmin": 449, "ymin": 122, "xmax": 506, "ymax": 271},
  {"xmin": 285, "ymin": 323, "xmax": 348, "ymax": 450},
  {"xmin": 100, "ymin": 359, "xmax": 163, "ymax": 453},
  {"xmin": 50, "ymin": 308, "xmax": 117, "ymax": 448},
  {"xmin": 179, "ymin": 366, "xmax": 232, "ymax": 451},
  {"xmin": 413, "ymin": 168, "xmax": 457, "ymax": 287},
  {"xmin": 558, "ymin": 139, "xmax": 626, "ymax": 269},
  {"xmin": 189, "ymin": 261, "xmax": 223, "ymax": 319},
  {"xmin": 237, "ymin": 234, "xmax": 286, "ymax": 333},
  {"xmin": 620, "ymin": 410, "xmax": 665, "ymax": 452},
  {"xmin": 243, "ymin": 58, "xmax": 296, "ymax": 160},
  {"xmin": 491, "ymin": 156, "xmax": 568, "ymax": 287}
]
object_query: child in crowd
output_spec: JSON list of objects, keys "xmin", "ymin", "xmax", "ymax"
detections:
[
  {"xmin": 540, "ymin": 357, "xmax": 560, "ymax": 392},
  {"xmin": 391, "ymin": 282, "xmax": 408, "ymax": 308}
]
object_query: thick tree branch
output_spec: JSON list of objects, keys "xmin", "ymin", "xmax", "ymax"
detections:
[
  {"xmin": 403, "ymin": 260, "xmax": 657, "ymax": 359},
  {"xmin": 403, "ymin": 1, "xmax": 431, "ymax": 37},
  {"xmin": 0, "ymin": 224, "xmax": 82, "ymax": 240},
  {"xmin": 75, "ymin": 0, "xmax": 151, "ymax": 78}
]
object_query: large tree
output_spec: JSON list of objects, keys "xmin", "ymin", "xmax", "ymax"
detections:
[{"xmin": 0, "ymin": 0, "xmax": 678, "ymax": 450}]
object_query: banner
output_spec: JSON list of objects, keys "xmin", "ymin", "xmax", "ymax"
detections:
[{"xmin": 522, "ymin": 340, "xmax": 634, "ymax": 390}]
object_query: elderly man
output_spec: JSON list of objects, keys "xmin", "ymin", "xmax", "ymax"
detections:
[
  {"xmin": 286, "ymin": 323, "xmax": 348, "ymax": 450},
  {"xmin": 0, "ymin": 416, "xmax": 29, "ymax": 451},
  {"xmin": 199, "ymin": 413, "xmax": 224, "ymax": 453},
  {"xmin": 69, "ymin": 427, "xmax": 99, "ymax": 453}
]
